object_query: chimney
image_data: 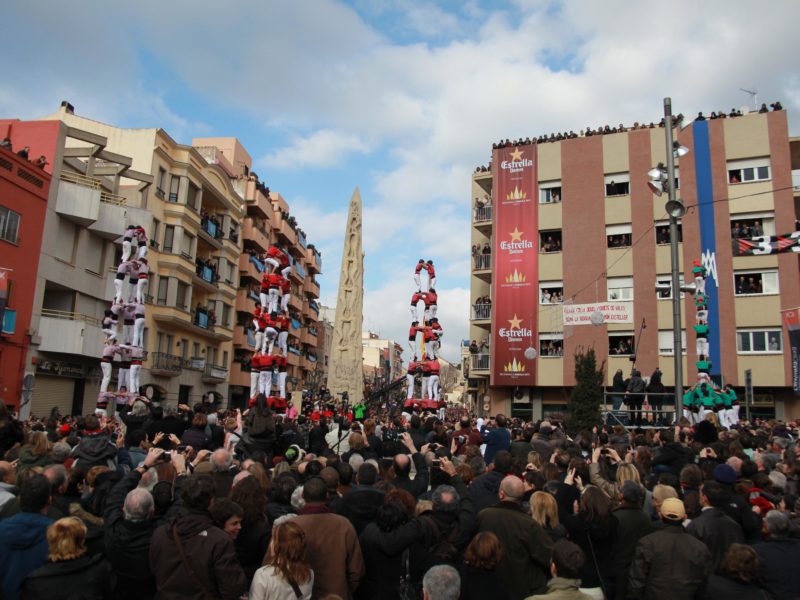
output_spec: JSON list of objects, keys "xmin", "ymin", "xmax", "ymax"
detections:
[{"xmin": 60, "ymin": 101, "xmax": 75, "ymax": 114}]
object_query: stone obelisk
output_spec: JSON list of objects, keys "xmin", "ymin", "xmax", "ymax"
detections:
[{"xmin": 326, "ymin": 188, "xmax": 364, "ymax": 404}]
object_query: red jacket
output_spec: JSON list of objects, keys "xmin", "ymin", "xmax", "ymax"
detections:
[
  {"xmin": 424, "ymin": 291, "xmax": 437, "ymax": 305},
  {"xmin": 427, "ymin": 359, "xmax": 440, "ymax": 375},
  {"xmin": 276, "ymin": 315, "xmax": 290, "ymax": 331},
  {"xmin": 408, "ymin": 325, "xmax": 419, "ymax": 341},
  {"xmin": 279, "ymin": 278, "xmax": 291, "ymax": 294},
  {"xmin": 411, "ymin": 292, "xmax": 424, "ymax": 304},
  {"xmin": 426, "ymin": 263, "xmax": 436, "ymax": 277},
  {"xmin": 267, "ymin": 273, "xmax": 283, "ymax": 288}
]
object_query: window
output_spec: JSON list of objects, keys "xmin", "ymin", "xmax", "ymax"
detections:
[
  {"xmin": 0, "ymin": 206, "xmax": 20, "ymax": 244},
  {"xmin": 166, "ymin": 335, "xmax": 174, "ymax": 354},
  {"xmin": 605, "ymin": 173, "xmax": 630, "ymax": 197},
  {"xmin": 539, "ymin": 334, "xmax": 564, "ymax": 357},
  {"xmin": 539, "ymin": 281, "xmax": 563, "ymax": 304},
  {"xmin": 658, "ymin": 330, "xmax": 687, "ymax": 355},
  {"xmin": 728, "ymin": 158, "xmax": 771, "ymax": 184},
  {"xmin": 606, "ymin": 224, "xmax": 632, "ymax": 249},
  {"xmin": 609, "ymin": 333, "xmax": 635, "ymax": 356},
  {"xmin": 151, "ymin": 219, "xmax": 160, "ymax": 249},
  {"xmin": 180, "ymin": 338, "xmax": 189, "ymax": 360},
  {"xmin": 169, "ymin": 175, "xmax": 180, "ymax": 202},
  {"xmin": 176, "ymin": 281, "xmax": 189, "ymax": 310},
  {"xmin": 656, "ymin": 275, "xmax": 686, "ymax": 299},
  {"xmin": 156, "ymin": 332, "xmax": 163, "ymax": 353},
  {"xmin": 539, "ymin": 230, "xmax": 562, "ymax": 253},
  {"xmin": 607, "ymin": 276, "xmax": 633, "ymax": 301},
  {"xmin": 734, "ymin": 270, "xmax": 779, "ymax": 296},
  {"xmin": 655, "ymin": 221, "xmax": 683, "ymax": 245},
  {"xmin": 192, "ymin": 342, "xmax": 200, "ymax": 359},
  {"xmin": 737, "ymin": 329, "xmax": 782, "ymax": 353},
  {"xmin": 188, "ymin": 182, "xmax": 200, "ymax": 211},
  {"xmin": 222, "ymin": 350, "xmax": 229, "ymax": 368},
  {"xmin": 163, "ymin": 225, "xmax": 175, "ymax": 253},
  {"xmin": 180, "ymin": 233, "xmax": 194, "ymax": 259},
  {"xmin": 539, "ymin": 180, "xmax": 562, "ymax": 204},
  {"xmin": 156, "ymin": 167, "xmax": 166, "ymax": 197},
  {"xmin": 730, "ymin": 212, "xmax": 775, "ymax": 239},
  {"xmin": 222, "ymin": 303, "xmax": 231, "ymax": 328},
  {"xmin": 156, "ymin": 276, "xmax": 169, "ymax": 305}
]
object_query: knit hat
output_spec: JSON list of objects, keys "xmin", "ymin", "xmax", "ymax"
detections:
[
  {"xmin": 712, "ymin": 463, "xmax": 738, "ymax": 485},
  {"xmin": 660, "ymin": 497, "xmax": 686, "ymax": 520}
]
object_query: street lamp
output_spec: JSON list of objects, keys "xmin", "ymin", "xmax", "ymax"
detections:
[{"xmin": 649, "ymin": 97, "xmax": 688, "ymax": 424}]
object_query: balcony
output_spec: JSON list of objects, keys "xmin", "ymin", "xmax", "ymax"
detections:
[
  {"xmin": 308, "ymin": 301, "xmax": 320, "ymax": 316},
  {"xmin": 239, "ymin": 253, "xmax": 264, "ymax": 282},
  {"xmin": 157, "ymin": 252, "xmax": 196, "ymax": 280},
  {"xmin": 150, "ymin": 353, "xmax": 183, "ymax": 377},
  {"xmin": 288, "ymin": 293, "xmax": 302, "ymax": 313},
  {"xmin": 199, "ymin": 218, "xmax": 223, "ymax": 249},
  {"xmin": 202, "ymin": 363, "xmax": 228, "ymax": 383},
  {"xmin": 473, "ymin": 205, "xmax": 493, "ymax": 231},
  {"xmin": 152, "ymin": 307, "xmax": 232, "ymax": 341},
  {"xmin": 305, "ymin": 277, "xmax": 320, "ymax": 299},
  {"xmin": 276, "ymin": 218, "xmax": 297, "ymax": 246},
  {"xmin": 473, "ymin": 253, "xmax": 492, "ymax": 272},
  {"xmin": 192, "ymin": 264, "xmax": 218, "ymax": 292},
  {"xmin": 471, "ymin": 303, "xmax": 492, "ymax": 321},
  {"xmin": 233, "ymin": 326, "xmax": 256, "ymax": 349},
  {"xmin": 243, "ymin": 218, "xmax": 270, "ymax": 252},
  {"xmin": 55, "ymin": 173, "xmax": 101, "ymax": 226},
  {"xmin": 37, "ymin": 310, "xmax": 104, "ymax": 355},
  {"xmin": 471, "ymin": 353, "xmax": 490, "ymax": 374},
  {"xmin": 297, "ymin": 230, "xmax": 307, "ymax": 249},
  {"xmin": 306, "ymin": 246, "xmax": 322, "ymax": 273},
  {"xmin": 88, "ymin": 191, "xmax": 128, "ymax": 240}
]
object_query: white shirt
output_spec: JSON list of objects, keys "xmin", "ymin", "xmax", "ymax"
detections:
[{"xmin": 249, "ymin": 565, "xmax": 313, "ymax": 600}]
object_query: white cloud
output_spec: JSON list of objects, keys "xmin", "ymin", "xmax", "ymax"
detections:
[{"xmin": 260, "ymin": 129, "xmax": 371, "ymax": 170}]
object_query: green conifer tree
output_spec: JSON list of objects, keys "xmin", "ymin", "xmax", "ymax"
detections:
[{"xmin": 567, "ymin": 347, "xmax": 605, "ymax": 435}]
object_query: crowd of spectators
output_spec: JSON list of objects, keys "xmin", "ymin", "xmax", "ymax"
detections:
[
  {"xmin": 0, "ymin": 138, "xmax": 48, "ymax": 169},
  {"xmin": 0, "ymin": 381, "xmax": 799, "ymax": 600}
]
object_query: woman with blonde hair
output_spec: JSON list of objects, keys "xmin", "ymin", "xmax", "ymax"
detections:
[
  {"xmin": 16, "ymin": 431, "xmax": 51, "ymax": 484},
  {"xmin": 529, "ymin": 491, "xmax": 567, "ymax": 542},
  {"xmin": 250, "ymin": 521, "xmax": 313, "ymax": 599},
  {"xmin": 21, "ymin": 516, "xmax": 113, "ymax": 598}
]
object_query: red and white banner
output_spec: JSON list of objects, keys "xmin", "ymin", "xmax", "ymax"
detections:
[{"xmin": 491, "ymin": 145, "xmax": 537, "ymax": 386}]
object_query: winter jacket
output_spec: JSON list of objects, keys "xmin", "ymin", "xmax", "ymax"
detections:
[
  {"xmin": 478, "ymin": 501, "xmax": 553, "ymax": 599},
  {"xmin": 0, "ymin": 420, "xmax": 24, "ymax": 458},
  {"xmin": 562, "ymin": 511, "xmax": 617, "ymax": 593},
  {"xmin": 525, "ymin": 577, "xmax": 594, "ymax": 600},
  {"xmin": 704, "ymin": 574, "xmax": 771, "ymax": 600},
  {"xmin": 651, "ymin": 442, "xmax": 690, "ymax": 475},
  {"xmin": 392, "ymin": 452, "xmax": 429, "ymax": 498},
  {"xmin": 469, "ymin": 469, "xmax": 504, "ymax": 514},
  {"xmin": 333, "ymin": 485, "xmax": 386, "ymax": 536},
  {"xmin": 149, "ymin": 510, "xmax": 247, "ymax": 600},
  {"xmin": 16, "ymin": 447, "xmax": 52, "ymax": 482},
  {"xmin": 294, "ymin": 505, "xmax": 365, "ymax": 599},
  {"xmin": 70, "ymin": 433, "xmax": 117, "ymax": 471},
  {"xmin": 21, "ymin": 553, "xmax": 114, "ymax": 600},
  {"xmin": 628, "ymin": 523, "xmax": 712, "ymax": 600},
  {"xmin": 356, "ymin": 522, "xmax": 407, "ymax": 600},
  {"xmin": 103, "ymin": 470, "xmax": 158, "ymax": 600},
  {"xmin": 0, "ymin": 511, "xmax": 53, "ymax": 600},
  {"xmin": 752, "ymin": 537, "xmax": 800, "ymax": 600},
  {"xmin": 611, "ymin": 506, "xmax": 654, "ymax": 600},
  {"xmin": 180, "ymin": 426, "xmax": 211, "ymax": 451},
  {"xmin": 459, "ymin": 562, "xmax": 514, "ymax": 600},
  {"xmin": 480, "ymin": 426, "xmax": 511, "ymax": 465},
  {"xmin": 686, "ymin": 507, "xmax": 744, "ymax": 569},
  {"xmin": 235, "ymin": 516, "xmax": 270, "ymax": 582}
]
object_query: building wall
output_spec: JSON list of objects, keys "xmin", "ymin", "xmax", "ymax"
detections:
[
  {"xmin": 469, "ymin": 110, "xmax": 799, "ymax": 418},
  {"xmin": 0, "ymin": 146, "xmax": 51, "ymax": 410}
]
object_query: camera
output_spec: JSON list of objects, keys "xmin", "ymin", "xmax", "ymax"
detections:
[
  {"xmin": 162, "ymin": 452, "xmax": 172, "ymax": 461},
  {"xmin": 432, "ymin": 459, "xmax": 441, "ymax": 468},
  {"xmin": 456, "ymin": 435, "xmax": 467, "ymax": 444}
]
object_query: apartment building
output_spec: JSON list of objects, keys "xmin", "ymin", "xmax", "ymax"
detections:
[
  {"xmin": 469, "ymin": 108, "xmax": 800, "ymax": 421},
  {"xmin": 362, "ymin": 331, "xmax": 404, "ymax": 388}
]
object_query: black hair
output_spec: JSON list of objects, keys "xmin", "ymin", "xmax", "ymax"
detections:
[
  {"xmin": 701, "ymin": 480, "xmax": 727, "ymax": 508},
  {"xmin": 357, "ymin": 463, "xmax": 378, "ymax": 486},
  {"xmin": 552, "ymin": 539, "xmax": 585, "ymax": 579},
  {"xmin": 181, "ymin": 475, "xmax": 215, "ymax": 511},
  {"xmin": 303, "ymin": 477, "xmax": 327, "ymax": 503},
  {"xmin": 376, "ymin": 501, "xmax": 409, "ymax": 532},
  {"xmin": 20, "ymin": 474, "xmax": 51, "ymax": 513}
]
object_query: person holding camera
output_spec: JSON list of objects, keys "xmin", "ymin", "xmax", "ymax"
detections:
[{"xmin": 481, "ymin": 414, "xmax": 511, "ymax": 465}]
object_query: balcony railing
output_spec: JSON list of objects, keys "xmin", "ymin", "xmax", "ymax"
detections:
[
  {"xmin": 201, "ymin": 219, "xmax": 219, "ymax": 238},
  {"xmin": 194, "ymin": 311, "xmax": 213, "ymax": 329},
  {"xmin": 471, "ymin": 303, "xmax": 491, "ymax": 320},
  {"xmin": 59, "ymin": 171, "xmax": 101, "ymax": 190},
  {"xmin": 151, "ymin": 352, "xmax": 183, "ymax": 374},
  {"xmin": 100, "ymin": 190, "xmax": 126, "ymax": 206},
  {"xmin": 288, "ymin": 345, "xmax": 302, "ymax": 356},
  {"xmin": 203, "ymin": 363, "xmax": 228, "ymax": 381},
  {"xmin": 471, "ymin": 353, "xmax": 490, "ymax": 370},
  {"xmin": 474, "ymin": 205, "xmax": 492, "ymax": 223},
  {"xmin": 473, "ymin": 254, "xmax": 491, "ymax": 270},
  {"xmin": 40, "ymin": 308, "xmax": 102, "ymax": 327},
  {"xmin": 294, "ymin": 262, "xmax": 307, "ymax": 279},
  {"xmin": 297, "ymin": 231, "xmax": 307, "ymax": 248},
  {"xmin": 196, "ymin": 264, "xmax": 217, "ymax": 284},
  {"xmin": 308, "ymin": 301, "xmax": 320, "ymax": 314}
]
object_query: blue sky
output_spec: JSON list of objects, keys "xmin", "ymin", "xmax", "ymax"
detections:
[{"xmin": 3, "ymin": 0, "xmax": 800, "ymax": 362}]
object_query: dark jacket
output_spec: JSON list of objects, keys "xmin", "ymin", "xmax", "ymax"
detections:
[
  {"xmin": 21, "ymin": 554, "xmax": 114, "ymax": 600},
  {"xmin": 103, "ymin": 470, "xmax": 158, "ymax": 600},
  {"xmin": 180, "ymin": 426, "xmax": 211, "ymax": 451},
  {"xmin": 477, "ymin": 501, "xmax": 553, "ymax": 599},
  {"xmin": 651, "ymin": 442, "xmax": 690, "ymax": 475},
  {"xmin": 562, "ymin": 511, "xmax": 617, "ymax": 593},
  {"xmin": 235, "ymin": 517, "xmax": 270, "ymax": 582},
  {"xmin": 752, "ymin": 537, "xmax": 800, "ymax": 600},
  {"xmin": 0, "ymin": 420, "xmax": 24, "ymax": 458},
  {"xmin": 149, "ymin": 510, "xmax": 247, "ymax": 600},
  {"xmin": 459, "ymin": 562, "xmax": 514, "ymax": 600},
  {"xmin": 469, "ymin": 469, "xmax": 504, "ymax": 514},
  {"xmin": 480, "ymin": 426, "xmax": 510, "ymax": 465},
  {"xmin": 628, "ymin": 523, "xmax": 712, "ymax": 600},
  {"xmin": 70, "ymin": 433, "xmax": 117, "ymax": 470},
  {"xmin": 509, "ymin": 440, "xmax": 531, "ymax": 468},
  {"xmin": 357, "ymin": 522, "xmax": 406, "ymax": 600},
  {"xmin": 334, "ymin": 485, "xmax": 386, "ymax": 536},
  {"xmin": 408, "ymin": 426, "xmax": 427, "ymax": 451},
  {"xmin": 704, "ymin": 574, "xmax": 771, "ymax": 600},
  {"xmin": 146, "ymin": 416, "xmax": 188, "ymax": 448},
  {"xmin": 308, "ymin": 424, "xmax": 328, "ymax": 455},
  {"xmin": 612, "ymin": 506, "xmax": 654, "ymax": 600},
  {"xmin": 0, "ymin": 512, "xmax": 53, "ymax": 600},
  {"xmin": 686, "ymin": 507, "xmax": 744, "ymax": 569},
  {"xmin": 392, "ymin": 452, "xmax": 429, "ymax": 499}
]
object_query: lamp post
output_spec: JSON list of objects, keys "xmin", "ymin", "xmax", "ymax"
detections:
[{"xmin": 663, "ymin": 97, "xmax": 686, "ymax": 424}]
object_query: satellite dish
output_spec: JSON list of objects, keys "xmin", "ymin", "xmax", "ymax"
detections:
[
  {"xmin": 590, "ymin": 310, "xmax": 605, "ymax": 326},
  {"xmin": 524, "ymin": 346, "xmax": 537, "ymax": 360}
]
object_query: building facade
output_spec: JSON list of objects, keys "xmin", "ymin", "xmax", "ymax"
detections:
[
  {"xmin": 469, "ymin": 108, "xmax": 800, "ymax": 421},
  {"xmin": 362, "ymin": 332, "xmax": 404, "ymax": 390},
  {"xmin": 0, "ymin": 141, "xmax": 51, "ymax": 411}
]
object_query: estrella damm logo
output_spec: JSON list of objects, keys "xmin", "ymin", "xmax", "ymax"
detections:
[{"xmin": 503, "ymin": 357, "xmax": 526, "ymax": 373}]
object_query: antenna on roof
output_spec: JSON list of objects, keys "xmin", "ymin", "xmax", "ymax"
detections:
[{"xmin": 740, "ymin": 87, "xmax": 758, "ymax": 111}]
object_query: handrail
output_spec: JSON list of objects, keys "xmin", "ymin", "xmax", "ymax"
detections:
[
  {"xmin": 100, "ymin": 190, "xmax": 126, "ymax": 206},
  {"xmin": 59, "ymin": 170, "xmax": 101, "ymax": 190},
  {"xmin": 41, "ymin": 309, "xmax": 102, "ymax": 327}
]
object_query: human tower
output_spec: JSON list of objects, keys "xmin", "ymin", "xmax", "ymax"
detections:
[
  {"xmin": 405, "ymin": 259, "xmax": 444, "ymax": 407},
  {"xmin": 97, "ymin": 225, "xmax": 150, "ymax": 415},
  {"xmin": 247, "ymin": 245, "xmax": 294, "ymax": 413}
]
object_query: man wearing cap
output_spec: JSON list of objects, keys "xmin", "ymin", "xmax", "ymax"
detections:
[{"xmin": 628, "ymin": 497, "xmax": 712, "ymax": 600}]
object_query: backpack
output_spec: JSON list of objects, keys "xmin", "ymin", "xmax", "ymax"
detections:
[{"xmin": 423, "ymin": 516, "xmax": 459, "ymax": 564}]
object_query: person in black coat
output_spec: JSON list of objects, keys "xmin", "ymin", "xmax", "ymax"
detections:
[
  {"xmin": 611, "ymin": 482, "xmax": 654, "ymax": 600},
  {"xmin": 651, "ymin": 428, "xmax": 690, "ymax": 476},
  {"xmin": 180, "ymin": 413, "xmax": 211, "ymax": 451},
  {"xmin": 686, "ymin": 480, "xmax": 744, "ymax": 569},
  {"xmin": 391, "ymin": 433, "xmax": 429, "ymax": 498},
  {"xmin": 22, "ymin": 516, "xmax": 115, "ymax": 600},
  {"xmin": 752, "ymin": 510, "xmax": 800, "ymax": 599},
  {"xmin": 332, "ymin": 462, "xmax": 385, "ymax": 536},
  {"xmin": 229, "ymin": 475, "xmax": 270, "ymax": 581},
  {"xmin": 103, "ymin": 449, "xmax": 163, "ymax": 600},
  {"xmin": 706, "ymin": 543, "xmax": 772, "ymax": 600},
  {"xmin": 459, "ymin": 531, "xmax": 514, "ymax": 600},
  {"xmin": 0, "ymin": 403, "xmax": 25, "ymax": 459},
  {"xmin": 356, "ymin": 501, "xmax": 410, "ymax": 600},
  {"xmin": 470, "ymin": 451, "xmax": 512, "ymax": 513}
]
